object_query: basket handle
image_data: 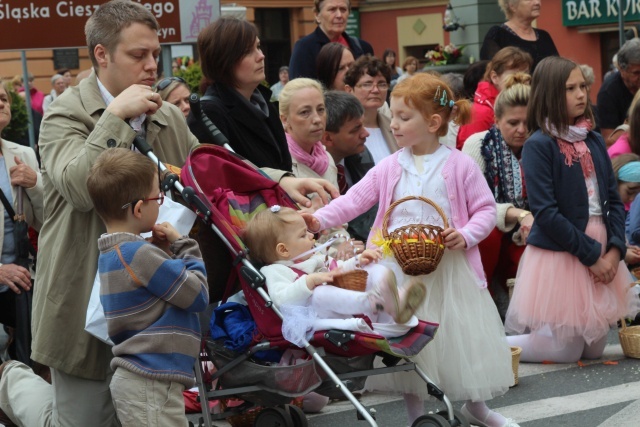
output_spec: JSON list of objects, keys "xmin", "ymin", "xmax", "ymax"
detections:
[
  {"xmin": 621, "ymin": 318, "xmax": 627, "ymax": 331},
  {"xmin": 381, "ymin": 196, "xmax": 449, "ymax": 239}
]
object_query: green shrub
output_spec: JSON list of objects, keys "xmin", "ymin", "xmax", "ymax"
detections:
[
  {"xmin": 1, "ymin": 89, "xmax": 28, "ymax": 142},
  {"xmin": 175, "ymin": 63, "xmax": 203, "ymax": 95}
]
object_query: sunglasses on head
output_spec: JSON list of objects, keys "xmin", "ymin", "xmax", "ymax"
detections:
[{"xmin": 155, "ymin": 76, "xmax": 186, "ymax": 92}]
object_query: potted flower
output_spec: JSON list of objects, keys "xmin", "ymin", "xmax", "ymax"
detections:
[{"xmin": 425, "ymin": 43, "xmax": 465, "ymax": 66}]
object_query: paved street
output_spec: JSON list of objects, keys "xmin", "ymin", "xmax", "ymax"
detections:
[{"xmin": 189, "ymin": 329, "xmax": 640, "ymax": 427}]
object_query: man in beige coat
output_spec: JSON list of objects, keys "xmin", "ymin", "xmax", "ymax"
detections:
[{"xmin": 0, "ymin": 2, "xmax": 198, "ymax": 426}]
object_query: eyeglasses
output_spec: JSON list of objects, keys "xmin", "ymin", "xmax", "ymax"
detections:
[
  {"xmin": 355, "ymin": 81, "xmax": 389, "ymax": 91},
  {"xmin": 155, "ymin": 76, "xmax": 186, "ymax": 92},
  {"xmin": 121, "ymin": 192, "xmax": 164, "ymax": 213}
]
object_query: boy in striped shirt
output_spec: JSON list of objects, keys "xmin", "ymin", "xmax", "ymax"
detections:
[{"xmin": 87, "ymin": 148, "xmax": 208, "ymax": 426}]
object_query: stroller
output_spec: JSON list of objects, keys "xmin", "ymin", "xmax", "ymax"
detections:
[{"xmin": 173, "ymin": 143, "xmax": 469, "ymax": 427}]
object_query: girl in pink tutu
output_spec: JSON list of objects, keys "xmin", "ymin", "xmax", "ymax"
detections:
[
  {"xmin": 505, "ymin": 56, "xmax": 640, "ymax": 363},
  {"xmin": 307, "ymin": 73, "xmax": 518, "ymax": 427}
]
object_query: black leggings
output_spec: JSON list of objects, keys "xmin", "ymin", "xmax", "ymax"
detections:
[{"xmin": 0, "ymin": 289, "xmax": 16, "ymax": 328}]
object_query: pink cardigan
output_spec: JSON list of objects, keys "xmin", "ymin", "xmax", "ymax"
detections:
[{"xmin": 314, "ymin": 147, "xmax": 497, "ymax": 287}]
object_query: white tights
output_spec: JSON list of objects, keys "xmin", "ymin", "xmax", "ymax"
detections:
[
  {"xmin": 311, "ymin": 263, "xmax": 392, "ymax": 320},
  {"xmin": 507, "ymin": 330, "xmax": 608, "ymax": 363}
]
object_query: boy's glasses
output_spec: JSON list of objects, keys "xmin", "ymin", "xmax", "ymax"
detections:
[
  {"xmin": 155, "ymin": 76, "xmax": 186, "ymax": 92},
  {"xmin": 121, "ymin": 192, "xmax": 164, "ymax": 213}
]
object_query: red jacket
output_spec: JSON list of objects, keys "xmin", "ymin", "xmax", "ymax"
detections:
[{"xmin": 456, "ymin": 81, "xmax": 499, "ymax": 150}]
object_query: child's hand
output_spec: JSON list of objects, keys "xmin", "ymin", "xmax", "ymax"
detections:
[
  {"xmin": 603, "ymin": 247, "xmax": 621, "ymax": 268},
  {"xmin": 358, "ymin": 248, "xmax": 382, "ymax": 266},
  {"xmin": 626, "ymin": 245, "xmax": 640, "ymax": 265},
  {"xmin": 301, "ymin": 212, "xmax": 321, "ymax": 233},
  {"xmin": 153, "ymin": 222, "xmax": 181, "ymax": 244},
  {"xmin": 442, "ymin": 228, "xmax": 467, "ymax": 250},
  {"xmin": 589, "ymin": 257, "xmax": 616, "ymax": 284},
  {"xmin": 306, "ymin": 270, "xmax": 338, "ymax": 290},
  {"xmin": 149, "ymin": 223, "xmax": 179, "ymax": 256}
]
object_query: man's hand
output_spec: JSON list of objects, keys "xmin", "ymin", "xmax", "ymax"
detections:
[
  {"xmin": 279, "ymin": 176, "xmax": 340, "ymax": 208},
  {"xmin": 0, "ymin": 264, "xmax": 31, "ymax": 294},
  {"xmin": 106, "ymin": 84, "xmax": 162, "ymax": 120},
  {"xmin": 9, "ymin": 157, "xmax": 37, "ymax": 188}
]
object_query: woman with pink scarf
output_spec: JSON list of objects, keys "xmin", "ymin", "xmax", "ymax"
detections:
[{"xmin": 279, "ymin": 78, "xmax": 363, "ymax": 257}]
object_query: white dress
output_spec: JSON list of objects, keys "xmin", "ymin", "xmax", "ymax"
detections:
[{"xmin": 364, "ymin": 146, "xmax": 513, "ymax": 402}]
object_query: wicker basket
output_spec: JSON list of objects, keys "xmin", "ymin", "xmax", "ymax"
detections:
[
  {"xmin": 619, "ymin": 317, "xmax": 640, "ymax": 359},
  {"xmin": 332, "ymin": 269, "xmax": 368, "ymax": 292},
  {"xmin": 511, "ymin": 346, "xmax": 522, "ymax": 386},
  {"xmin": 382, "ymin": 196, "xmax": 448, "ymax": 276}
]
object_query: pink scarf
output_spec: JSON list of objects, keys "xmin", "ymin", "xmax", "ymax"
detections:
[
  {"xmin": 547, "ymin": 118, "xmax": 594, "ymax": 180},
  {"xmin": 285, "ymin": 133, "xmax": 329, "ymax": 176}
]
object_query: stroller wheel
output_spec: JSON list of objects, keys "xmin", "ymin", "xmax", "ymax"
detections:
[
  {"xmin": 436, "ymin": 409, "xmax": 470, "ymax": 427},
  {"xmin": 411, "ymin": 413, "xmax": 449, "ymax": 427},
  {"xmin": 284, "ymin": 404, "xmax": 308, "ymax": 427},
  {"xmin": 253, "ymin": 407, "xmax": 294, "ymax": 427}
]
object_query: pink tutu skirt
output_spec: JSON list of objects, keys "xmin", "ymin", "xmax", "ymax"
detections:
[{"xmin": 505, "ymin": 216, "xmax": 640, "ymax": 345}]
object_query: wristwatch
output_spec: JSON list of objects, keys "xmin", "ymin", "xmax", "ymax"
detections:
[{"xmin": 518, "ymin": 211, "xmax": 531, "ymax": 224}]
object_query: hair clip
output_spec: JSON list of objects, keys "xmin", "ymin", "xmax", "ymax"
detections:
[
  {"xmin": 449, "ymin": 99, "xmax": 455, "ymax": 109},
  {"xmin": 434, "ymin": 85, "xmax": 450, "ymax": 107},
  {"xmin": 270, "ymin": 205, "xmax": 281, "ymax": 213}
]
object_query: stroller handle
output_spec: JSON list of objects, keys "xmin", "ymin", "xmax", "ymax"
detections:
[
  {"xmin": 189, "ymin": 93, "xmax": 235, "ymax": 152},
  {"xmin": 132, "ymin": 135, "xmax": 212, "ymax": 222}
]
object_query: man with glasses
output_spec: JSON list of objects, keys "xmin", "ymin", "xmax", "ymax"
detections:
[
  {"xmin": 0, "ymin": 2, "xmax": 198, "ymax": 426},
  {"xmin": 597, "ymin": 38, "xmax": 640, "ymax": 144}
]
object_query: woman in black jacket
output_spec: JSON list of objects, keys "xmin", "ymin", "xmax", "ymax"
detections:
[{"xmin": 189, "ymin": 17, "xmax": 292, "ymax": 173}]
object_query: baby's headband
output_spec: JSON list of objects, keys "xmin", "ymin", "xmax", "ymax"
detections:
[
  {"xmin": 619, "ymin": 162, "xmax": 640, "ymax": 183},
  {"xmin": 434, "ymin": 85, "xmax": 455, "ymax": 109}
]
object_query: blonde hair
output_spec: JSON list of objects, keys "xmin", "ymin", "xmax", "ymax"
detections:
[
  {"xmin": 392, "ymin": 73, "xmax": 471, "ymax": 137},
  {"xmin": 243, "ymin": 207, "xmax": 300, "ymax": 264},
  {"xmin": 493, "ymin": 72, "xmax": 531, "ymax": 119},
  {"xmin": 156, "ymin": 80, "xmax": 190, "ymax": 103},
  {"xmin": 278, "ymin": 77, "xmax": 324, "ymax": 117}
]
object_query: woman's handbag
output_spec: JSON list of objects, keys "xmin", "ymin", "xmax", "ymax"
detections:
[{"xmin": 0, "ymin": 186, "xmax": 36, "ymax": 366}]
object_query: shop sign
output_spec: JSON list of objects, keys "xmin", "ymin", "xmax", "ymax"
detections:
[
  {"xmin": 346, "ymin": 9, "xmax": 360, "ymax": 38},
  {"xmin": 563, "ymin": 0, "xmax": 640, "ymax": 26},
  {"xmin": 0, "ymin": 0, "xmax": 220, "ymax": 51}
]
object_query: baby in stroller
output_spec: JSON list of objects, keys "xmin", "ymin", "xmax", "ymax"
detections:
[{"xmin": 243, "ymin": 205, "xmax": 427, "ymax": 340}]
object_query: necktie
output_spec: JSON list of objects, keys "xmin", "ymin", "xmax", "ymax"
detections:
[{"xmin": 336, "ymin": 164, "xmax": 349, "ymax": 195}]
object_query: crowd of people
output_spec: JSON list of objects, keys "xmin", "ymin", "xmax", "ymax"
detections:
[{"xmin": 0, "ymin": 0, "xmax": 638, "ymax": 427}]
